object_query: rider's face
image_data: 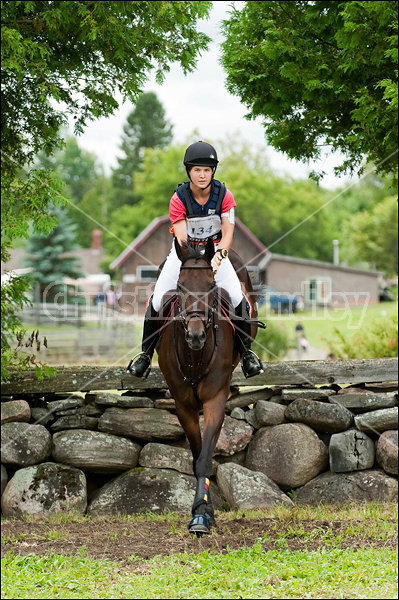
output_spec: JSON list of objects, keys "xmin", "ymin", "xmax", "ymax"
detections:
[{"xmin": 189, "ymin": 166, "xmax": 213, "ymax": 189}]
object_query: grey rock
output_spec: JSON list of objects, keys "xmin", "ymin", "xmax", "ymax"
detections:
[
  {"xmin": 355, "ymin": 407, "xmax": 398, "ymax": 432},
  {"xmin": 285, "ymin": 398, "xmax": 353, "ymax": 433},
  {"xmin": 1, "ymin": 462, "xmax": 87, "ymax": 518},
  {"xmin": 154, "ymin": 398, "xmax": 176, "ymax": 410},
  {"xmin": 200, "ymin": 415, "xmax": 253, "ymax": 456},
  {"xmin": 98, "ymin": 407, "xmax": 184, "ymax": 442},
  {"xmin": 296, "ymin": 469, "xmax": 398, "ymax": 505},
  {"xmin": 1, "ymin": 422, "xmax": 51, "ymax": 466},
  {"xmin": 50, "ymin": 415, "xmax": 99, "ymax": 432},
  {"xmin": 52, "ymin": 429, "xmax": 141, "ymax": 473},
  {"xmin": 217, "ymin": 463, "xmax": 293, "ymax": 510},
  {"xmin": 334, "ymin": 392, "xmax": 397, "ymax": 413},
  {"xmin": 88, "ymin": 392, "xmax": 155, "ymax": 408},
  {"xmin": 230, "ymin": 407, "xmax": 246, "ymax": 420},
  {"xmin": 245, "ymin": 423, "xmax": 328, "ymax": 490},
  {"xmin": 87, "ymin": 467, "xmax": 222, "ymax": 516},
  {"xmin": 46, "ymin": 396, "xmax": 86, "ymax": 414},
  {"xmin": 1, "ymin": 400, "xmax": 30, "ymax": 425},
  {"xmin": 245, "ymin": 408, "xmax": 261, "ymax": 429},
  {"xmin": 376, "ymin": 430, "xmax": 398, "ymax": 476},
  {"xmin": 281, "ymin": 388, "xmax": 336, "ymax": 401},
  {"xmin": 30, "ymin": 407, "xmax": 54, "ymax": 426},
  {"xmin": 225, "ymin": 387, "xmax": 275, "ymax": 411},
  {"xmin": 214, "ymin": 450, "xmax": 247, "ymax": 467},
  {"xmin": 139, "ymin": 443, "xmax": 218, "ymax": 476},
  {"xmin": 1, "ymin": 464, "xmax": 8, "ymax": 496},
  {"xmin": 254, "ymin": 400, "xmax": 286, "ymax": 427},
  {"xmin": 329, "ymin": 429, "xmax": 375, "ymax": 472},
  {"xmin": 55, "ymin": 404, "xmax": 103, "ymax": 417}
]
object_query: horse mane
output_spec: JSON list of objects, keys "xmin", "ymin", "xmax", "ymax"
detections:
[{"xmin": 181, "ymin": 242, "xmax": 208, "ymax": 264}]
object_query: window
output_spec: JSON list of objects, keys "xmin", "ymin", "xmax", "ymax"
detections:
[
  {"xmin": 304, "ymin": 277, "xmax": 331, "ymax": 304},
  {"xmin": 137, "ymin": 266, "xmax": 158, "ymax": 281}
]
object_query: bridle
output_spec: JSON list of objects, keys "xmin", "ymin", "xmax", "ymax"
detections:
[
  {"xmin": 175, "ymin": 263, "xmax": 217, "ymax": 337},
  {"xmin": 173, "ymin": 260, "xmax": 219, "ymax": 388}
]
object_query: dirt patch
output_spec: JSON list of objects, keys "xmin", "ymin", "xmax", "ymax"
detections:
[{"xmin": 2, "ymin": 515, "xmax": 397, "ymax": 565}]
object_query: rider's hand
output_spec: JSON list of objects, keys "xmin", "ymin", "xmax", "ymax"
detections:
[{"xmin": 211, "ymin": 253, "xmax": 222, "ymax": 275}]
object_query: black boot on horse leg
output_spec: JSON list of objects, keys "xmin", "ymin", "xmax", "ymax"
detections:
[
  {"xmin": 234, "ymin": 298, "xmax": 264, "ymax": 378},
  {"xmin": 188, "ymin": 476, "xmax": 214, "ymax": 535},
  {"xmin": 127, "ymin": 300, "xmax": 159, "ymax": 379}
]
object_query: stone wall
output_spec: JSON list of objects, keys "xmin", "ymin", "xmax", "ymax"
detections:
[{"xmin": 1, "ymin": 376, "xmax": 398, "ymax": 518}]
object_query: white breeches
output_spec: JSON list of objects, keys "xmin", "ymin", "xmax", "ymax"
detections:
[{"xmin": 152, "ymin": 242, "xmax": 243, "ymax": 312}]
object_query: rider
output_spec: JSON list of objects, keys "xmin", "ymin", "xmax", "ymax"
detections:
[{"xmin": 127, "ymin": 141, "xmax": 264, "ymax": 379}]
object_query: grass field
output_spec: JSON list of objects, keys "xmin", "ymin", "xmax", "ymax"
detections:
[
  {"xmin": 258, "ymin": 301, "xmax": 398, "ymax": 352},
  {"xmin": 2, "ymin": 504, "xmax": 398, "ymax": 599}
]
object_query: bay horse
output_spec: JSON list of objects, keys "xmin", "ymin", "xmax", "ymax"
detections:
[{"xmin": 157, "ymin": 237, "xmax": 262, "ymax": 535}]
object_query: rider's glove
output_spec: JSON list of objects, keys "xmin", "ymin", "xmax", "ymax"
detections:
[
  {"xmin": 211, "ymin": 249, "xmax": 228, "ymax": 275},
  {"xmin": 211, "ymin": 253, "xmax": 222, "ymax": 274}
]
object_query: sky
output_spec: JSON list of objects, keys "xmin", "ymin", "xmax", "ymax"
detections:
[{"xmin": 69, "ymin": 1, "xmax": 353, "ymax": 191}]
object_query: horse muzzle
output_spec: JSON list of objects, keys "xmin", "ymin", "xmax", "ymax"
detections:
[{"xmin": 185, "ymin": 328, "xmax": 206, "ymax": 350}]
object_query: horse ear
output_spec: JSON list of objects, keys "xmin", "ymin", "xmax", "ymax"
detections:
[
  {"xmin": 174, "ymin": 237, "xmax": 188, "ymax": 262},
  {"xmin": 204, "ymin": 238, "xmax": 215, "ymax": 264}
]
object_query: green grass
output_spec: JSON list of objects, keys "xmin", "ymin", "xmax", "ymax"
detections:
[
  {"xmin": 258, "ymin": 301, "xmax": 398, "ymax": 351},
  {"xmin": 2, "ymin": 546, "xmax": 397, "ymax": 599},
  {"xmin": 2, "ymin": 504, "xmax": 397, "ymax": 599}
]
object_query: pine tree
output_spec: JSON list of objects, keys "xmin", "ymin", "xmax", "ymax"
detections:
[
  {"xmin": 23, "ymin": 205, "xmax": 84, "ymax": 301},
  {"xmin": 111, "ymin": 92, "xmax": 173, "ymax": 206}
]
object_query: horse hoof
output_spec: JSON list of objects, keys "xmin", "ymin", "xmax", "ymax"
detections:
[{"xmin": 188, "ymin": 513, "xmax": 211, "ymax": 536}]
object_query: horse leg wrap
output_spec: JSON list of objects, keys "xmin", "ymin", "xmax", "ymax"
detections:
[{"xmin": 192, "ymin": 477, "xmax": 210, "ymax": 514}]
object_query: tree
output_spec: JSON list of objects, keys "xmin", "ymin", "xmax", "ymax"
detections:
[
  {"xmin": 1, "ymin": 0, "xmax": 212, "ymax": 377},
  {"xmin": 221, "ymin": 1, "xmax": 398, "ymax": 181},
  {"xmin": 111, "ymin": 92, "xmax": 173, "ymax": 206},
  {"xmin": 343, "ymin": 196, "xmax": 398, "ymax": 275},
  {"xmin": 104, "ymin": 144, "xmax": 187, "ymax": 259},
  {"xmin": 36, "ymin": 137, "xmax": 104, "ymax": 246},
  {"xmin": 23, "ymin": 204, "xmax": 84, "ymax": 301}
]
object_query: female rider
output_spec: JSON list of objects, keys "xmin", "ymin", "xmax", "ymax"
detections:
[{"xmin": 128, "ymin": 141, "xmax": 263, "ymax": 379}]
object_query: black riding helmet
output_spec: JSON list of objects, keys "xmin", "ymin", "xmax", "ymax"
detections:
[{"xmin": 183, "ymin": 141, "xmax": 219, "ymax": 186}]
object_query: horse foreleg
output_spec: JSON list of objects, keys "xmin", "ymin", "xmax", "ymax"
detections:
[{"xmin": 189, "ymin": 397, "xmax": 226, "ymax": 535}]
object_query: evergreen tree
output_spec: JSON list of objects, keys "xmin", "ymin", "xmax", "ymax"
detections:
[
  {"xmin": 111, "ymin": 92, "xmax": 173, "ymax": 206},
  {"xmin": 23, "ymin": 205, "xmax": 84, "ymax": 301}
]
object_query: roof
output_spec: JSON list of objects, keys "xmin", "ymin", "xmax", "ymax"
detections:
[
  {"xmin": 110, "ymin": 215, "xmax": 268, "ymax": 270},
  {"xmin": 259, "ymin": 252, "xmax": 382, "ymax": 277}
]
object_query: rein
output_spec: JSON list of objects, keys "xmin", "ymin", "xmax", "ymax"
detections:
[{"xmin": 173, "ymin": 259, "xmax": 218, "ymax": 388}]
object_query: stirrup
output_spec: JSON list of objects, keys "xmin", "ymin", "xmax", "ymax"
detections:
[
  {"xmin": 242, "ymin": 350, "xmax": 264, "ymax": 378},
  {"xmin": 127, "ymin": 353, "xmax": 151, "ymax": 379}
]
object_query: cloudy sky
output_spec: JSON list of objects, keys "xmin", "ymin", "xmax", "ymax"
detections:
[{"xmin": 70, "ymin": 1, "xmax": 351, "ymax": 190}]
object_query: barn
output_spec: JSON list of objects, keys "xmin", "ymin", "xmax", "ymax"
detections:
[{"xmin": 110, "ymin": 216, "xmax": 381, "ymax": 315}]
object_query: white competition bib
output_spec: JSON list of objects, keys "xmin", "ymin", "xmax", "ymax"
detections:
[{"xmin": 186, "ymin": 215, "xmax": 222, "ymax": 240}]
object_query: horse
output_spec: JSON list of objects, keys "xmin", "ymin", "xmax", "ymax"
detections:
[{"xmin": 156, "ymin": 237, "xmax": 262, "ymax": 535}]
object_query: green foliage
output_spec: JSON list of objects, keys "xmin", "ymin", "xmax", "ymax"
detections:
[
  {"xmin": 327, "ymin": 314, "xmax": 398, "ymax": 359},
  {"xmin": 221, "ymin": 1, "xmax": 398, "ymax": 181},
  {"xmin": 253, "ymin": 320, "xmax": 294, "ymax": 361},
  {"xmin": 1, "ymin": 0, "xmax": 211, "ymax": 378},
  {"xmin": 342, "ymin": 195, "xmax": 398, "ymax": 275},
  {"xmin": 111, "ymin": 92, "xmax": 173, "ymax": 206},
  {"xmin": 104, "ymin": 144, "xmax": 187, "ymax": 258},
  {"xmin": 23, "ymin": 204, "xmax": 84, "ymax": 301}
]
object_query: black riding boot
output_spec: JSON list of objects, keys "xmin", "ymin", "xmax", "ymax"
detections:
[
  {"xmin": 234, "ymin": 298, "xmax": 264, "ymax": 378},
  {"xmin": 127, "ymin": 300, "xmax": 159, "ymax": 379}
]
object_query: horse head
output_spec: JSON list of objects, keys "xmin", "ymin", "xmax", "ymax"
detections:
[{"xmin": 175, "ymin": 238, "xmax": 216, "ymax": 351}]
